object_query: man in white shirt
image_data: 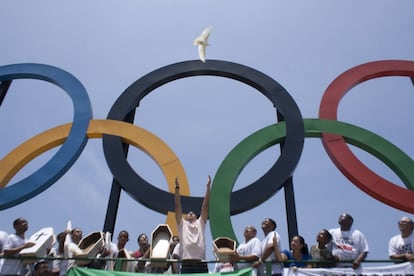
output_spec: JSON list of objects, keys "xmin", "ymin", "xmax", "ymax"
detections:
[
  {"xmin": 230, "ymin": 225, "xmax": 261, "ymax": 276},
  {"xmin": 252, "ymin": 218, "xmax": 282, "ymax": 276},
  {"xmin": 0, "ymin": 218, "xmax": 35, "ymax": 276},
  {"xmin": 60, "ymin": 228, "xmax": 83, "ymax": 276},
  {"xmin": 174, "ymin": 176, "xmax": 210, "ymax": 273},
  {"xmin": 329, "ymin": 213, "xmax": 369, "ymax": 269},
  {"xmin": 389, "ymin": 216, "xmax": 414, "ymax": 262}
]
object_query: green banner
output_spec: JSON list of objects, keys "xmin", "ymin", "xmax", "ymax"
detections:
[{"xmin": 67, "ymin": 267, "xmax": 252, "ymax": 276}]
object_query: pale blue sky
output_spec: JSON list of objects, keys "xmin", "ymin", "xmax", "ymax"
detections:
[{"xmin": 0, "ymin": 0, "xmax": 414, "ymax": 266}]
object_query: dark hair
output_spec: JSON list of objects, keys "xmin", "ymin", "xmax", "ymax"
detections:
[
  {"xmin": 71, "ymin": 228, "xmax": 82, "ymax": 235},
  {"xmin": 172, "ymin": 235, "xmax": 179, "ymax": 242},
  {"xmin": 187, "ymin": 211, "xmax": 199, "ymax": 218},
  {"xmin": 34, "ymin": 260, "xmax": 47, "ymax": 270},
  {"xmin": 266, "ymin": 218, "xmax": 277, "ymax": 230},
  {"xmin": 322, "ymin": 229, "xmax": 332, "ymax": 242},
  {"xmin": 137, "ymin": 233, "xmax": 147, "ymax": 241},
  {"xmin": 340, "ymin": 213, "xmax": 353, "ymax": 223},
  {"xmin": 293, "ymin": 235, "xmax": 309, "ymax": 256},
  {"xmin": 13, "ymin": 217, "xmax": 25, "ymax": 227},
  {"xmin": 118, "ymin": 230, "xmax": 129, "ymax": 237},
  {"xmin": 57, "ymin": 232, "xmax": 65, "ymax": 241}
]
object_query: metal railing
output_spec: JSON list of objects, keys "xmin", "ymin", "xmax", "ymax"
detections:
[{"xmin": 0, "ymin": 255, "xmax": 408, "ymax": 274}]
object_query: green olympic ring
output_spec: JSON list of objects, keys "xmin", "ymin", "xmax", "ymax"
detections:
[{"xmin": 209, "ymin": 118, "xmax": 414, "ymax": 243}]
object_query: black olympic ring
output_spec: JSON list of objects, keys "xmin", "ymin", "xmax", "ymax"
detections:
[{"xmin": 103, "ymin": 59, "xmax": 305, "ymax": 214}]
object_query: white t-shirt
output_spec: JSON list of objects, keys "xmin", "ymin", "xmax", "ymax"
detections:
[
  {"xmin": 178, "ymin": 218, "xmax": 206, "ymax": 260},
  {"xmin": 329, "ymin": 228, "xmax": 369, "ymax": 266},
  {"xmin": 258, "ymin": 231, "xmax": 282, "ymax": 275},
  {"xmin": 236, "ymin": 237, "xmax": 261, "ymax": 270},
  {"xmin": 172, "ymin": 242, "xmax": 180, "ymax": 258},
  {"xmin": 0, "ymin": 233, "xmax": 27, "ymax": 275},
  {"xmin": 0, "ymin": 231, "xmax": 8, "ymax": 253},
  {"xmin": 0, "ymin": 231, "xmax": 8, "ymax": 273},
  {"xmin": 105, "ymin": 242, "xmax": 119, "ymax": 270},
  {"xmin": 60, "ymin": 241, "xmax": 83, "ymax": 275},
  {"xmin": 389, "ymin": 232, "xmax": 414, "ymax": 256}
]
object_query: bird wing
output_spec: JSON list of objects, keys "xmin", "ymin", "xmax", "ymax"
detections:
[
  {"xmin": 200, "ymin": 26, "xmax": 212, "ymax": 42},
  {"xmin": 198, "ymin": 44, "xmax": 206, "ymax": 63},
  {"xmin": 193, "ymin": 37, "xmax": 203, "ymax": 45},
  {"xmin": 194, "ymin": 26, "xmax": 212, "ymax": 45}
]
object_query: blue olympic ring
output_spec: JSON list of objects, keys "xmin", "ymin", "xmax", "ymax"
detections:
[{"xmin": 0, "ymin": 63, "xmax": 92, "ymax": 209}]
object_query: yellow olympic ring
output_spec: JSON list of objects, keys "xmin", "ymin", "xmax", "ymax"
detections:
[{"xmin": 0, "ymin": 119, "xmax": 190, "ymax": 234}]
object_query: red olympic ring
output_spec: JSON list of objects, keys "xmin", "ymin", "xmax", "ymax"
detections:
[{"xmin": 319, "ymin": 60, "xmax": 414, "ymax": 212}]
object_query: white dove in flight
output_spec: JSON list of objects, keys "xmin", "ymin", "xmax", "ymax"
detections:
[{"xmin": 194, "ymin": 26, "xmax": 212, "ymax": 62}]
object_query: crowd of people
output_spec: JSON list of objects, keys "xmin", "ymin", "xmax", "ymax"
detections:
[
  {"xmin": 0, "ymin": 176, "xmax": 413, "ymax": 275},
  {"xmin": 218, "ymin": 214, "xmax": 414, "ymax": 276}
]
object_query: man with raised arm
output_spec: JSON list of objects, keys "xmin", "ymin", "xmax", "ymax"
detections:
[{"xmin": 174, "ymin": 175, "xmax": 211, "ymax": 273}]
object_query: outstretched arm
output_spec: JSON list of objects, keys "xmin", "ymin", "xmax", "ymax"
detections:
[
  {"xmin": 174, "ymin": 177, "xmax": 182, "ymax": 226},
  {"xmin": 200, "ymin": 175, "xmax": 211, "ymax": 223}
]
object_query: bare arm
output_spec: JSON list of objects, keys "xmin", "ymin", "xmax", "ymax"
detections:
[
  {"xmin": 272, "ymin": 235, "xmax": 284, "ymax": 262},
  {"xmin": 390, "ymin": 253, "xmax": 414, "ymax": 261},
  {"xmin": 252, "ymin": 234, "xmax": 278, "ymax": 268},
  {"xmin": 353, "ymin": 251, "xmax": 368, "ymax": 269},
  {"xmin": 230, "ymin": 250, "xmax": 259, "ymax": 263},
  {"xmin": 200, "ymin": 175, "xmax": 211, "ymax": 223},
  {"xmin": 252, "ymin": 244, "xmax": 274, "ymax": 268},
  {"xmin": 174, "ymin": 177, "xmax": 182, "ymax": 226},
  {"xmin": 3, "ymin": 242, "xmax": 35, "ymax": 256}
]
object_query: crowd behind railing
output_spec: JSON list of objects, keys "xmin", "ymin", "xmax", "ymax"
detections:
[{"xmin": 1, "ymin": 192, "xmax": 414, "ymax": 276}]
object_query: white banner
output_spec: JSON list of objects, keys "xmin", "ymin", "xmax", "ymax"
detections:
[{"xmin": 282, "ymin": 262, "xmax": 414, "ymax": 276}]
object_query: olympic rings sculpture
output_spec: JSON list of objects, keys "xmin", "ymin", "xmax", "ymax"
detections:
[{"xmin": 1, "ymin": 60, "xmax": 413, "ymax": 242}]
